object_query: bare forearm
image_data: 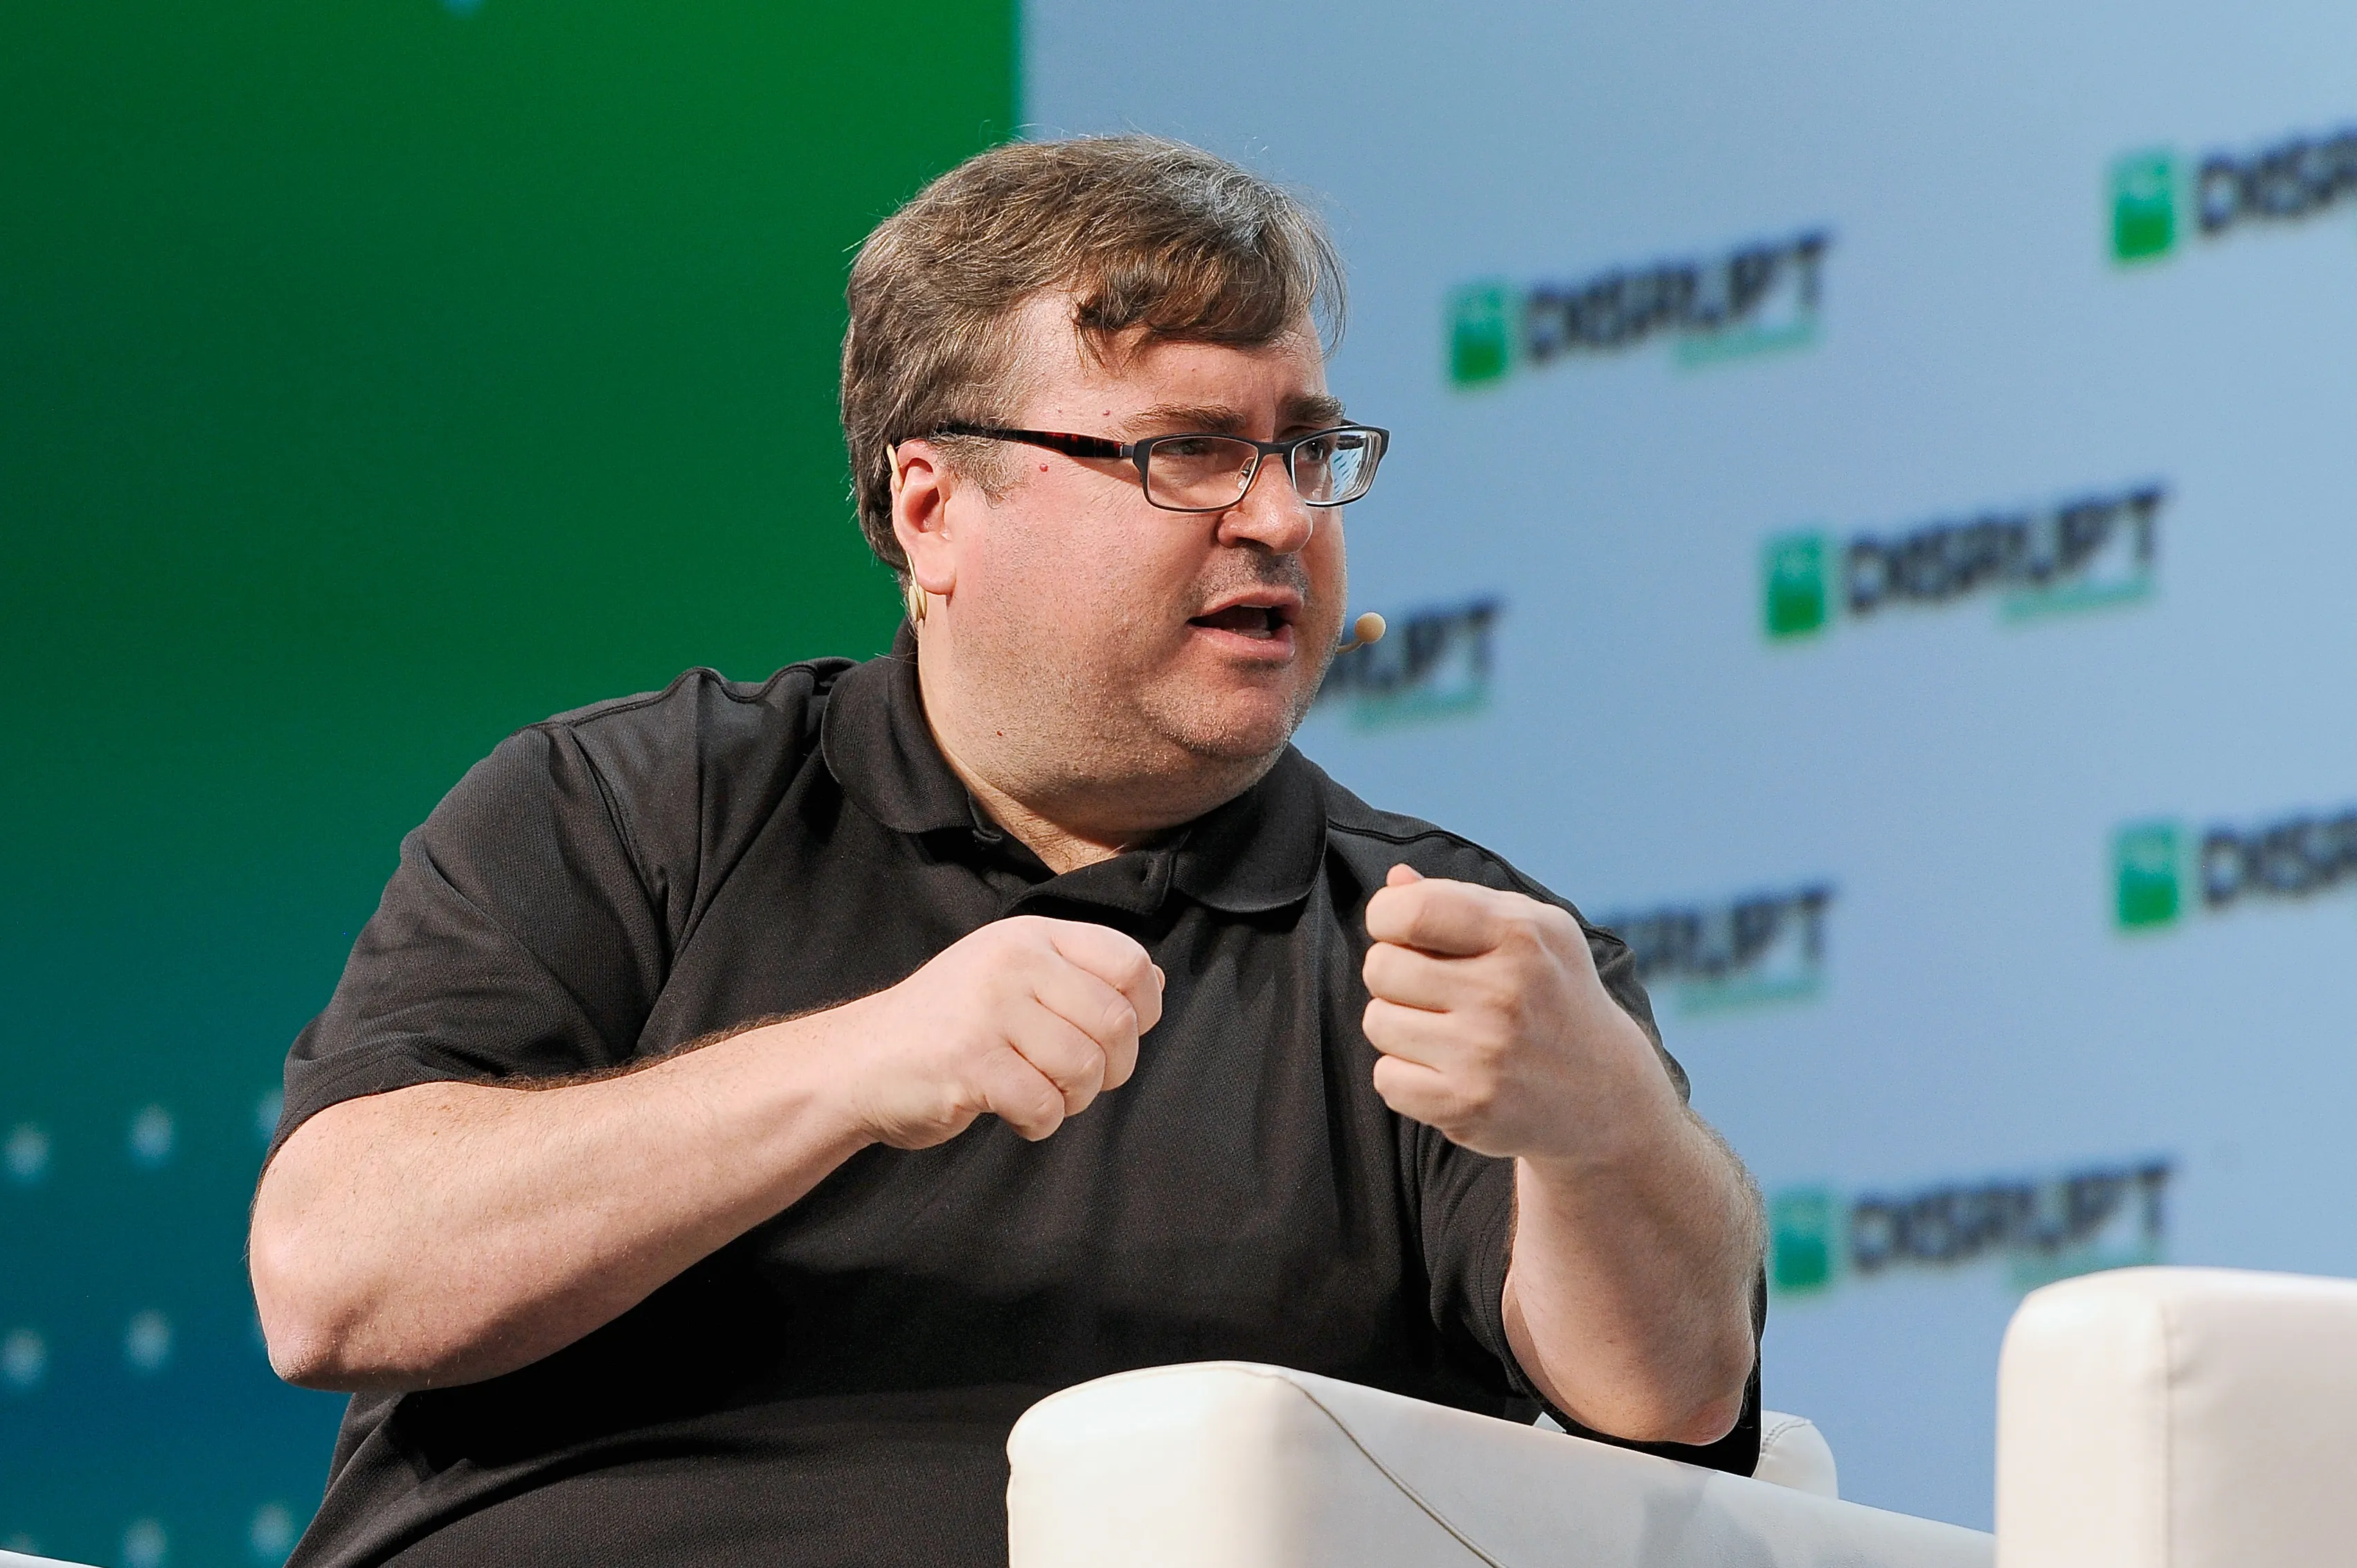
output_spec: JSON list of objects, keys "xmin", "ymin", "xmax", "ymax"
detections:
[
  {"xmin": 252, "ymin": 917, "xmax": 1161, "ymax": 1396},
  {"xmin": 1354, "ymin": 869, "xmax": 1762, "ymax": 1445},
  {"xmin": 1502, "ymin": 1105, "xmax": 1762, "ymax": 1446},
  {"xmin": 251, "ymin": 1015, "xmax": 865, "ymax": 1393}
]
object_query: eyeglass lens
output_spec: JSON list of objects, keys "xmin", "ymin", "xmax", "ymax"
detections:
[{"xmin": 1143, "ymin": 430, "xmax": 1380, "ymax": 510}]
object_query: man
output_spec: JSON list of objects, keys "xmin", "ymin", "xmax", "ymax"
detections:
[{"xmin": 250, "ymin": 135, "xmax": 1764, "ymax": 1567}]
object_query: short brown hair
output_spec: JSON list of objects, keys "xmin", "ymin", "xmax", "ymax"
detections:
[{"xmin": 840, "ymin": 135, "xmax": 1345, "ymax": 579}]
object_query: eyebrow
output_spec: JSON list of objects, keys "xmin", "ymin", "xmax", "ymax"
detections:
[
  {"xmin": 1284, "ymin": 393, "xmax": 1348, "ymax": 429},
  {"xmin": 1121, "ymin": 393, "xmax": 1348, "ymax": 439}
]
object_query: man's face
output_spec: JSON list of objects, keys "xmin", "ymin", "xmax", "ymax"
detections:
[{"xmin": 922, "ymin": 297, "xmax": 1350, "ymax": 791}]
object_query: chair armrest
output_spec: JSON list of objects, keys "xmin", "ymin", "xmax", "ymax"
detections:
[
  {"xmin": 1755, "ymin": 1411, "xmax": 1839, "ymax": 1499},
  {"xmin": 1008, "ymin": 1362, "xmax": 1990, "ymax": 1568},
  {"xmin": 1997, "ymin": 1265, "xmax": 2357, "ymax": 1568}
]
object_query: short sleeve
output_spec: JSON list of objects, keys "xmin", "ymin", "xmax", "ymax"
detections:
[
  {"xmin": 1408, "ymin": 1124, "xmax": 1764, "ymax": 1475},
  {"xmin": 1370, "ymin": 831, "xmax": 1759, "ymax": 1474},
  {"xmin": 269, "ymin": 722, "xmax": 667, "ymax": 1162}
]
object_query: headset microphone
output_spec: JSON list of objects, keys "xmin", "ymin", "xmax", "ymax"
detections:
[{"xmin": 1335, "ymin": 612, "xmax": 1387, "ymax": 653}]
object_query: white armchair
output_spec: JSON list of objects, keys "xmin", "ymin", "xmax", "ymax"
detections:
[
  {"xmin": 22, "ymin": 1270, "xmax": 2344, "ymax": 1568},
  {"xmin": 1997, "ymin": 1265, "xmax": 2357, "ymax": 1568},
  {"xmin": 1007, "ymin": 1361, "xmax": 1991, "ymax": 1567}
]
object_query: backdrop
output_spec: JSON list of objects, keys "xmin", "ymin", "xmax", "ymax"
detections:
[
  {"xmin": 0, "ymin": 3, "xmax": 1012, "ymax": 1563},
  {"xmin": 10, "ymin": 0, "xmax": 2357, "ymax": 1560},
  {"xmin": 1028, "ymin": 0, "xmax": 2357, "ymax": 1529}
]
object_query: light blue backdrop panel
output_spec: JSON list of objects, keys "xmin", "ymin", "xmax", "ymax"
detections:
[{"xmin": 1028, "ymin": 0, "xmax": 2357, "ymax": 1529}]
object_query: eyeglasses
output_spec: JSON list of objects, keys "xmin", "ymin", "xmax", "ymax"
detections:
[{"xmin": 932, "ymin": 422, "xmax": 1390, "ymax": 512}]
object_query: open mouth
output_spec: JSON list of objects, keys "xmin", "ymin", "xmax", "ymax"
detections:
[{"xmin": 1188, "ymin": 604, "xmax": 1291, "ymax": 639}]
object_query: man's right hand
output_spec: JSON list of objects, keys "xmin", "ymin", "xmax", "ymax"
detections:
[{"xmin": 830, "ymin": 916, "xmax": 1163, "ymax": 1149}]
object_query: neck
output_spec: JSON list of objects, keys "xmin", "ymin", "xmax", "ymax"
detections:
[
  {"xmin": 913, "ymin": 638, "xmax": 1273, "ymax": 876},
  {"xmin": 944, "ymin": 758, "xmax": 1158, "ymax": 875}
]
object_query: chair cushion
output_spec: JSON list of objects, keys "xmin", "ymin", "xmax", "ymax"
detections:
[{"xmin": 1008, "ymin": 1362, "xmax": 1989, "ymax": 1567}]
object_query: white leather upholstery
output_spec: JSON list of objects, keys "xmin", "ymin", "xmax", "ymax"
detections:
[
  {"xmin": 1753, "ymin": 1411, "xmax": 1839, "ymax": 1499},
  {"xmin": 1543, "ymin": 1407, "xmax": 1839, "ymax": 1499},
  {"xmin": 1007, "ymin": 1361, "xmax": 1991, "ymax": 1567},
  {"xmin": 1996, "ymin": 1265, "xmax": 2357, "ymax": 1568}
]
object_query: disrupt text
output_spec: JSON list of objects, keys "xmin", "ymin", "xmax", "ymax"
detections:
[
  {"xmin": 1850, "ymin": 1159, "xmax": 2171, "ymax": 1276},
  {"xmin": 1523, "ymin": 230, "xmax": 1829, "ymax": 363},
  {"xmin": 1602, "ymin": 883, "xmax": 1831, "ymax": 987},
  {"xmin": 1846, "ymin": 483, "xmax": 2162, "ymax": 615},
  {"xmin": 2197, "ymin": 125, "xmax": 2357, "ymax": 236},
  {"xmin": 2201, "ymin": 804, "xmax": 2357, "ymax": 909}
]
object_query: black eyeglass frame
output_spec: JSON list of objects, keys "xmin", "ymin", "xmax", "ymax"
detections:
[{"xmin": 929, "ymin": 421, "xmax": 1390, "ymax": 512}]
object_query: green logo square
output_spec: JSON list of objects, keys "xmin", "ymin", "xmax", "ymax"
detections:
[
  {"xmin": 1763, "ymin": 532, "xmax": 1830, "ymax": 639},
  {"xmin": 2114, "ymin": 821, "xmax": 2183, "ymax": 929},
  {"xmin": 1770, "ymin": 1188, "xmax": 1838, "ymax": 1294},
  {"xmin": 1447, "ymin": 282, "xmax": 1515, "ymax": 387},
  {"xmin": 2110, "ymin": 150, "xmax": 2177, "ymax": 262}
]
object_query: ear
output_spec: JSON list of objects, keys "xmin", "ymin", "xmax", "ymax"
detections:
[{"xmin": 888, "ymin": 440, "xmax": 961, "ymax": 596}]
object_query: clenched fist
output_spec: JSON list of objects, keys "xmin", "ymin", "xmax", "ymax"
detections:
[
  {"xmin": 1362, "ymin": 865, "xmax": 1673, "ymax": 1162},
  {"xmin": 835, "ymin": 915, "xmax": 1163, "ymax": 1149}
]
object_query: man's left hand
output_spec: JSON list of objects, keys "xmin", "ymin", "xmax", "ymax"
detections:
[{"xmin": 1361, "ymin": 865, "xmax": 1675, "ymax": 1162}]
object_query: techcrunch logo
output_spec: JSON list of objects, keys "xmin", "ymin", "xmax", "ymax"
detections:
[
  {"xmin": 1314, "ymin": 596, "xmax": 1500, "ymax": 731},
  {"xmin": 1597, "ymin": 883, "xmax": 1832, "ymax": 1016},
  {"xmin": 2111, "ymin": 120, "xmax": 2357, "ymax": 263},
  {"xmin": 1770, "ymin": 1157, "xmax": 2172, "ymax": 1298},
  {"xmin": 2113, "ymin": 800, "xmax": 2357, "ymax": 931},
  {"xmin": 1762, "ymin": 480, "xmax": 2163, "ymax": 640},
  {"xmin": 1449, "ymin": 228, "xmax": 1829, "ymax": 387}
]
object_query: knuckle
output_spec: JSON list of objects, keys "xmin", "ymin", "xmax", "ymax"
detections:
[
  {"xmin": 1101, "ymin": 998, "xmax": 1139, "ymax": 1043},
  {"xmin": 1009, "ymin": 917, "xmax": 1060, "ymax": 953},
  {"xmin": 1012, "ymin": 1090, "xmax": 1062, "ymax": 1137}
]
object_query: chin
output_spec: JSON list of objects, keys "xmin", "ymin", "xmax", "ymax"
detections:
[{"xmin": 1151, "ymin": 683, "xmax": 1314, "ymax": 766}]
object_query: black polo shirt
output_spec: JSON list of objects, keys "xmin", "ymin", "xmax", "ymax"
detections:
[{"xmin": 274, "ymin": 636, "xmax": 1761, "ymax": 1568}]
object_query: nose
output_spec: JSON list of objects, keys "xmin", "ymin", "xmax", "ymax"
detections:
[{"xmin": 1215, "ymin": 455, "xmax": 1316, "ymax": 555}]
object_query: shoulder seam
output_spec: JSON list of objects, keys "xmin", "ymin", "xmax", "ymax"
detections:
[
  {"xmin": 516, "ymin": 663, "xmax": 844, "ymax": 950},
  {"xmin": 1324, "ymin": 813, "xmax": 1568, "ymax": 912},
  {"xmin": 1324, "ymin": 816, "xmax": 1480, "ymax": 850},
  {"xmin": 522, "ymin": 660, "xmax": 845, "ymax": 739}
]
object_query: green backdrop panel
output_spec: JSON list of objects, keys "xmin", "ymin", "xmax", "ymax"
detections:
[{"xmin": 0, "ymin": 3, "xmax": 1016, "ymax": 1562}]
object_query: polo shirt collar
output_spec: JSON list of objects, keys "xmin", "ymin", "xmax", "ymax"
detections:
[{"xmin": 820, "ymin": 629, "xmax": 1325, "ymax": 917}]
